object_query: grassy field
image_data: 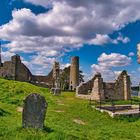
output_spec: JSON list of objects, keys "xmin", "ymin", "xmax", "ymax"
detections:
[{"xmin": 0, "ymin": 78, "xmax": 140, "ymax": 140}]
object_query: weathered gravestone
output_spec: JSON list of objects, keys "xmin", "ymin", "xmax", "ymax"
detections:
[
  {"xmin": 50, "ymin": 87, "xmax": 55, "ymax": 94},
  {"xmin": 22, "ymin": 93, "xmax": 47, "ymax": 129},
  {"xmin": 53, "ymin": 88, "xmax": 61, "ymax": 96},
  {"xmin": 50, "ymin": 87, "xmax": 61, "ymax": 95}
]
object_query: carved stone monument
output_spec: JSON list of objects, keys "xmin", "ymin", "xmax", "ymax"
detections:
[
  {"xmin": 51, "ymin": 61, "xmax": 61, "ymax": 95},
  {"xmin": 22, "ymin": 93, "xmax": 47, "ymax": 129}
]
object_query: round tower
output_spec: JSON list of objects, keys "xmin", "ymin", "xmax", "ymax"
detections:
[{"xmin": 69, "ymin": 56, "xmax": 79, "ymax": 91}]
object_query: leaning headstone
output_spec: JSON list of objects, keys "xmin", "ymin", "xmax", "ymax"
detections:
[
  {"xmin": 22, "ymin": 93, "xmax": 47, "ymax": 129},
  {"xmin": 50, "ymin": 88, "xmax": 55, "ymax": 94},
  {"xmin": 54, "ymin": 88, "xmax": 61, "ymax": 96}
]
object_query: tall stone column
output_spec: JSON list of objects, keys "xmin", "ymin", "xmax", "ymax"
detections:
[
  {"xmin": 53, "ymin": 61, "xmax": 60, "ymax": 88},
  {"xmin": 11, "ymin": 54, "xmax": 21, "ymax": 80},
  {"xmin": 123, "ymin": 74, "xmax": 131, "ymax": 100},
  {"xmin": 91, "ymin": 73, "xmax": 104, "ymax": 101},
  {"xmin": 69, "ymin": 56, "xmax": 79, "ymax": 91}
]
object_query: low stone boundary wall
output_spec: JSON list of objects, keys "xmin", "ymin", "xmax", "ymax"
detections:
[{"xmin": 92, "ymin": 105, "xmax": 140, "ymax": 118}]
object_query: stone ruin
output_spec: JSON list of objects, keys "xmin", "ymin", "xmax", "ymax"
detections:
[
  {"xmin": 0, "ymin": 54, "xmax": 33, "ymax": 82},
  {"xmin": 53, "ymin": 61, "xmax": 60, "ymax": 87},
  {"xmin": 50, "ymin": 56, "xmax": 80, "ymax": 94},
  {"xmin": 51, "ymin": 61, "xmax": 61, "ymax": 95},
  {"xmin": 0, "ymin": 53, "xmax": 131, "ymax": 101},
  {"xmin": 76, "ymin": 70, "xmax": 131, "ymax": 101},
  {"xmin": 69, "ymin": 56, "xmax": 79, "ymax": 90},
  {"xmin": 0, "ymin": 54, "xmax": 80, "ymax": 90},
  {"xmin": 22, "ymin": 93, "xmax": 47, "ymax": 129},
  {"xmin": 0, "ymin": 54, "xmax": 54, "ymax": 87}
]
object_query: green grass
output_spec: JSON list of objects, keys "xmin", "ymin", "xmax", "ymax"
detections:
[
  {"xmin": 0, "ymin": 78, "xmax": 140, "ymax": 140},
  {"xmin": 91, "ymin": 97, "xmax": 140, "ymax": 107}
]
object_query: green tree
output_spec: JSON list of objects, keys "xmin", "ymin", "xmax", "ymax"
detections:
[{"xmin": 59, "ymin": 67, "xmax": 84, "ymax": 91}]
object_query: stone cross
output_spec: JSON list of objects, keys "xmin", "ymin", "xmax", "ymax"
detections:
[{"xmin": 22, "ymin": 93, "xmax": 47, "ymax": 129}]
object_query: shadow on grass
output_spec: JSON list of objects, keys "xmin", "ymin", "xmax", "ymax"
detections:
[
  {"xmin": 43, "ymin": 126, "xmax": 54, "ymax": 133},
  {"xmin": 0, "ymin": 108, "xmax": 11, "ymax": 116},
  {"xmin": 17, "ymin": 126, "xmax": 54, "ymax": 133},
  {"xmin": 115, "ymin": 115, "xmax": 140, "ymax": 122}
]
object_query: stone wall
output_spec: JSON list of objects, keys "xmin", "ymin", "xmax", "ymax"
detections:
[
  {"xmin": 15, "ymin": 57, "xmax": 33, "ymax": 82},
  {"xmin": 76, "ymin": 70, "xmax": 131, "ymax": 101},
  {"xmin": 114, "ymin": 70, "xmax": 131, "ymax": 100},
  {"xmin": 0, "ymin": 55, "xmax": 32, "ymax": 82},
  {"xmin": 0, "ymin": 54, "xmax": 54, "ymax": 87},
  {"xmin": 90, "ymin": 73, "xmax": 104, "ymax": 100},
  {"xmin": 76, "ymin": 77, "xmax": 95, "ymax": 95},
  {"xmin": 0, "ymin": 61, "xmax": 15, "ymax": 79},
  {"xmin": 103, "ymin": 82, "xmax": 115, "ymax": 100},
  {"xmin": 0, "ymin": 54, "xmax": 80, "ymax": 89},
  {"xmin": 33, "ymin": 70, "xmax": 53, "ymax": 88}
]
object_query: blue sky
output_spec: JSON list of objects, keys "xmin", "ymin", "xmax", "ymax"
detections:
[{"xmin": 0, "ymin": 0, "xmax": 140, "ymax": 85}]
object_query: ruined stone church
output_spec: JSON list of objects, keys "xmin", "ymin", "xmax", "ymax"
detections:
[
  {"xmin": 0, "ymin": 53, "xmax": 80, "ymax": 89},
  {"xmin": 0, "ymin": 54, "xmax": 33, "ymax": 82},
  {"xmin": 0, "ymin": 51, "xmax": 131, "ymax": 101},
  {"xmin": 76, "ymin": 71, "xmax": 131, "ymax": 101}
]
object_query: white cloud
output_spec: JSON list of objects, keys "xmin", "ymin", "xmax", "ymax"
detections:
[
  {"xmin": 138, "ymin": 67, "xmax": 140, "ymax": 72},
  {"xmin": 1, "ymin": 0, "xmax": 139, "ymax": 74},
  {"xmin": 98, "ymin": 53, "xmax": 132, "ymax": 67},
  {"xmin": 130, "ymin": 70, "xmax": 140, "ymax": 86},
  {"xmin": 114, "ymin": 71, "xmax": 122, "ymax": 78},
  {"xmin": 91, "ymin": 53, "xmax": 132, "ymax": 82},
  {"xmin": 25, "ymin": 0, "xmax": 52, "ymax": 7},
  {"xmin": 128, "ymin": 52, "xmax": 135, "ymax": 57},
  {"xmin": 91, "ymin": 64, "xmax": 115, "ymax": 81},
  {"xmin": 137, "ymin": 43, "xmax": 140, "ymax": 51},
  {"xmin": 24, "ymin": 0, "xmax": 140, "ymax": 29},
  {"xmin": 131, "ymin": 71, "xmax": 136, "ymax": 74},
  {"xmin": 1, "ymin": 51, "xmax": 15, "ymax": 62},
  {"xmin": 88, "ymin": 34, "xmax": 130, "ymax": 46},
  {"xmin": 116, "ymin": 35, "xmax": 130, "ymax": 44},
  {"xmin": 60, "ymin": 63, "xmax": 70, "ymax": 70},
  {"xmin": 88, "ymin": 34, "xmax": 112, "ymax": 46}
]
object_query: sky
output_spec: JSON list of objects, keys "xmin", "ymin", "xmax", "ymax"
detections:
[{"xmin": 0, "ymin": 0, "xmax": 140, "ymax": 86}]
